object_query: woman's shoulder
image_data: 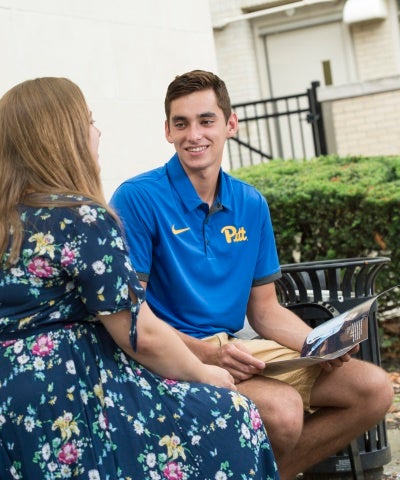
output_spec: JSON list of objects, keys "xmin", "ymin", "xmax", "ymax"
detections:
[{"xmin": 20, "ymin": 194, "xmax": 116, "ymax": 231}]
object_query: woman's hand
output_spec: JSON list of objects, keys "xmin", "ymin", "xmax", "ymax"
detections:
[
  {"xmin": 195, "ymin": 364, "xmax": 237, "ymax": 390},
  {"xmin": 100, "ymin": 300, "xmax": 237, "ymax": 387}
]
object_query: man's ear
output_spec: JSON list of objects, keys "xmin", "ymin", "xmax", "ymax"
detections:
[
  {"xmin": 226, "ymin": 112, "xmax": 238, "ymax": 139},
  {"xmin": 165, "ymin": 120, "xmax": 174, "ymax": 144}
]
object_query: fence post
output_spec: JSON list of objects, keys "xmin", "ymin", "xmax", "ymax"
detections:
[{"xmin": 307, "ymin": 81, "xmax": 327, "ymax": 156}]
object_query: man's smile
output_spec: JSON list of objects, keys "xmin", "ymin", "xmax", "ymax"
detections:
[{"xmin": 186, "ymin": 146, "xmax": 208, "ymax": 153}]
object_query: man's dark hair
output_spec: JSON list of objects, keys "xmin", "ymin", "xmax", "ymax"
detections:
[{"xmin": 164, "ymin": 69, "xmax": 232, "ymax": 124}]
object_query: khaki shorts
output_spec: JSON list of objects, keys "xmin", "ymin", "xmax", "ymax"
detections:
[{"xmin": 203, "ymin": 332, "xmax": 321, "ymax": 411}]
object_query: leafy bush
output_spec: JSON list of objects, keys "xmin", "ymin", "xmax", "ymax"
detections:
[{"xmin": 231, "ymin": 155, "xmax": 400, "ymax": 314}]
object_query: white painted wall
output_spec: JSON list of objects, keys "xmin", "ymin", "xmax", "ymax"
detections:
[{"xmin": 0, "ymin": 0, "xmax": 218, "ymax": 199}]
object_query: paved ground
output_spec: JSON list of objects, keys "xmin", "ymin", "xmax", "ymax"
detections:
[
  {"xmin": 382, "ymin": 371, "xmax": 400, "ymax": 479},
  {"xmin": 383, "ymin": 428, "xmax": 400, "ymax": 479}
]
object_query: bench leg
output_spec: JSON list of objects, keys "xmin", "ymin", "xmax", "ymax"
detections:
[{"xmin": 348, "ymin": 439, "xmax": 364, "ymax": 480}]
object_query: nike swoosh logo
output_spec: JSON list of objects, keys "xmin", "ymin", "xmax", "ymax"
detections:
[{"xmin": 172, "ymin": 225, "xmax": 191, "ymax": 235}]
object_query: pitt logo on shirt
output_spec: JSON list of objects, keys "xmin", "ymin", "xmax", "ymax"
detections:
[{"xmin": 221, "ymin": 226, "xmax": 248, "ymax": 243}]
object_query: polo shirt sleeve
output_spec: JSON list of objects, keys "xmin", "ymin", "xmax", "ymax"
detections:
[
  {"xmin": 110, "ymin": 181, "xmax": 153, "ymax": 282},
  {"xmin": 252, "ymin": 195, "xmax": 281, "ymax": 286}
]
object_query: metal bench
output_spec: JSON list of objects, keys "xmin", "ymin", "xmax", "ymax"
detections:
[{"xmin": 276, "ymin": 257, "xmax": 392, "ymax": 480}]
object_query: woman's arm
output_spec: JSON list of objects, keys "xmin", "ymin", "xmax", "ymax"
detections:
[{"xmin": 99, "ymin": 301, "xmax": 236, "ymax": 390}]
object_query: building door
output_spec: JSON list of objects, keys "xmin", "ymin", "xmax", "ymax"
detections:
[
  {"xmin": 260, "ymin": 20, "xmax": 352, "ymax": 158},
  {"xmin": 264, "ymin": 20, "xmax": 352, "ymax": 97}
]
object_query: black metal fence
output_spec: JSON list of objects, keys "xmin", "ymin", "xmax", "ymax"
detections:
[{"xmin": 227, "ymin": 81, "xmax": 327, "ymax": 170}]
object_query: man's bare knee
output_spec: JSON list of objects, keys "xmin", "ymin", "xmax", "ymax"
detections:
[
  {"xmin": 269, "ymin": 388, "xmax": 303, "ymax": 431},
  {"xmin": 312, "ymin": 360, "xmax": 392, "ymax": 408},
  {"xmin": 360, "ymin": 363, "xmax": 394, "ymax": 414},
  {"xmin": 344, "ymin": 361, "xmax": 394, "ymax": 416},
  {"xmin": 237, "ymin": 377, "xmax": 304, "ymax": 449}
]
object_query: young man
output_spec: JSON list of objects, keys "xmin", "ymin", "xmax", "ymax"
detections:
[{"xmin": 111, "ymin": 70, "xmax": 393, "ymax": 480}]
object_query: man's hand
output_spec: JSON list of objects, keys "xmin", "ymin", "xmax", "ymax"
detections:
[
  {"xmin": 320, "ymin": 344, "xmax": 360, "ymax": 372},
  {"xmin": 215, "ymin": 341, "xmax": 265, "ymax": 383}
]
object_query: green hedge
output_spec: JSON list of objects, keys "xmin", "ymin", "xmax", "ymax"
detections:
[{"xmin": 231, "ymin": 155, "xmax": 400, "ymax": 314}]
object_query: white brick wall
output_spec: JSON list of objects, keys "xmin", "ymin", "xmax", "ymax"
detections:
[
  {"xmin": 351, "ymin": 19, "xmax": 399, "ymax": 81},
  {"xmin": 332, "ymin": 90, "xmax": 400, "ymax": 156},
  {"xmin": 213, "ymin": 21, "xmax": 262, "ymax": 104}
]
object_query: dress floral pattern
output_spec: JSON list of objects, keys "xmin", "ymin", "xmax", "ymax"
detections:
[{"xmin": 0, "ymin": 196, "xmax": 279, "ymax": 480}]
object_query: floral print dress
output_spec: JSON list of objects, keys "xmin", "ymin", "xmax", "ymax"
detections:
[{"xmin": 0, "ymin": 196, "xmax": 279, "ymax": 480}]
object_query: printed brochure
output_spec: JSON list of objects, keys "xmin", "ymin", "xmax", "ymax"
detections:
[{"xmin": 263, "ymin": 288, "xmax": 397, "ymax": 375}]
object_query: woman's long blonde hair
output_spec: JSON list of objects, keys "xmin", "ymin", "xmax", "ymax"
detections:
[{"xmin": 0, "ymin": 77, "xmax": 113, "ymax": 266}]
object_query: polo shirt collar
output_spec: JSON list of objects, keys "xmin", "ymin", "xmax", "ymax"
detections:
[{"xmin": 166, "ymin": 153, "xmax": 233, "ymax": 212}]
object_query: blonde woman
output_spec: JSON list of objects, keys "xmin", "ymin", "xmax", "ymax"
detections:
[{"xmin": 0, "ymin": 77, "xmax": 279, "ymax": 479}]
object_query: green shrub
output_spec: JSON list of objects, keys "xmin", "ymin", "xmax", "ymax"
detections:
[{"xmin": 231, "ymin": 155, "xmax": 400, "ymax": 314}]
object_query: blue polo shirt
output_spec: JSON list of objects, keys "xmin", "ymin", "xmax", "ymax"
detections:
[{"xmin": 111, "ymin": 153, "xmax": 281, "ymax": 338}]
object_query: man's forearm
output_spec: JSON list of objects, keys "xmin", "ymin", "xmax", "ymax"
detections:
[{"xmin": 250, "ymin": 307, "xmax": 311, "ymax": 352}]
